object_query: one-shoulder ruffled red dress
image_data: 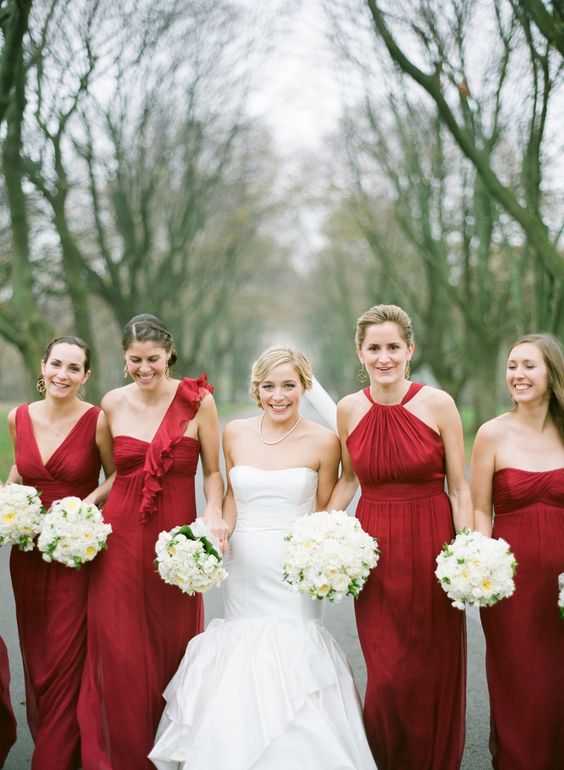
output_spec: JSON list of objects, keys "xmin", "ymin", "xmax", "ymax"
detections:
[
  {"xmin": 78, "ymin": 376, "xmax": 212, "ymax": 770},
  {"xmin": 347, "ymin": 383, "xmax": 466, "ymax": 770},
  {"xmin": 480, "ymin": 467, "xmax": 564, "ymax": 770}
]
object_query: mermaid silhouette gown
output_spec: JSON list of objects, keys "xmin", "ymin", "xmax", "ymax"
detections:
[
  {"xmin": 480, "ymin": 467, "xmax": 564, "ymax": 770},
  {"xmin": 79, "ymin": 377, "xmax": 211, "ymax": 770},
  {"xmin": 149, "ymin": 465, "xmax": 377, "ymax": 770},
  {"xmin": 10, "ymin": 404, "xmax": 102, "ymax": 770},
  {"xmin": 347, "ymin": 383, "xmax": 466, "ymax": 770}
]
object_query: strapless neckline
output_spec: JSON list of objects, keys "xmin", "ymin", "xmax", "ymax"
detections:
[{"xmin": 230, "ymin": 464, "xmax": 317, "ymax": 475}]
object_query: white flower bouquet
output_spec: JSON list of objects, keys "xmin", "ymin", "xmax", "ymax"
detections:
[
  {"xmin": 282, "ymin": 509, "xmax": 380, "ymax": 603},
  {"xmin": 37, "ymin": 496, "xmax": 112, "ymax": 568},
  {"xmin": 155, "ymin": 519, "xmax": 227, "ymax": 595},
  {"xmin": 435, "ymin": 529, "xmax": 517, "ymax": 610},
  {"xmin": 558, "ymin": 573, "xmax": 564, "ymax": 620},
  {"xmin": 0, "ymin": 483, "xmax": 44, "ymax": 551}
]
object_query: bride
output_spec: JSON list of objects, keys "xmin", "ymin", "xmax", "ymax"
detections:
[{"xmin": 149, "ymin": 345, "xmax": 377, "ymax": 770}]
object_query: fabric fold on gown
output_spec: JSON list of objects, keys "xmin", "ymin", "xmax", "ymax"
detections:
[
  {"xmin": 150, "ymin": 466, "xmax": 377, "ymax": 770},
  {"xmin": 481, "ymin": 467, "xmax": 564, "ymax": 770},
  {"xmin": 0, "ymin": 635, "xmax": 17, "ymax": 767}
]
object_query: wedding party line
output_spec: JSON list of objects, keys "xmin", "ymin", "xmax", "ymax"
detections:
[{"xmin": 0, "ymin": 303, "xmax": 562, "ymax": 770}]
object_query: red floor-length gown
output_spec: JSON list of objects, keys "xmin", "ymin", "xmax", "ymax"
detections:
[
  {"xmin": 10, "ymin": 404, "xmax": 102, "ymax": 770},
  {"xmin": 480, "ymin": 468, "xmax": 564, "ymax": 770},
  {"xmin": 0, "ymin": 635, "xmax": 16, "ymax": 768},
  {"xmin": 347, "ymin": 383, "xmax": 466, "ymax": 770},
  {"xmin": 78, "ymin": 376, "xmax": 211, "ymax": 770}
]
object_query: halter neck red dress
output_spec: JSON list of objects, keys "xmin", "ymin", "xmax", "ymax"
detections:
[
  {"xmin": 10, "ymin": 404, "xmax": 102, "ymax": 770},
  {"xmin": 78, "ymin": 376, "xmax": 212, "ymax": 770},
  {"xmin": 347, "ymin": 383, "xmax": 466, "ymax": 770},
  {"xmin": 480, "ymin": 467, "xmax": 564, "ymax": 770},
  {"xmin": 0, "ymin": 635, "xmax": 16, "ymax": 767}
]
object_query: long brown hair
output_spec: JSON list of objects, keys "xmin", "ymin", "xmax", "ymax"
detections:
[{"xmin": 510, "ymin": 333, "xmax": 564, "ymax": 443}]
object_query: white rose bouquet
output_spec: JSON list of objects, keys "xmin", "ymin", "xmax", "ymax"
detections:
[
  {"xmin": 37, "ymin": 496, "xmax": 112, "ymax": 568},
  {"xmin": 558, "ymin": 573, "xmax": 564, "ymax": 620},
  {"xmin": 0, "ymin": 483, "xmax": 44, "ymax": 551},
  {"xmin": 155, "ymin": 519, "xmax": 227, "ymax": 595},
  {"xmin": 435, "ymin": 529, "xmax": 517, "ymax": 610},
  {"xmin": 282, "ymin": 509, "xmax": 380, "ymax": 603}
]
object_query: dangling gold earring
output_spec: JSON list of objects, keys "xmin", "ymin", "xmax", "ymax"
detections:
[
  {"xmin": 357, "ymin": 366, "xmax": 368, "ymax": 383},
  {"xmin": 36, "ymin": 377, "xmax": 46, "ymax": 395},
  {"xmin": 405, "ymin": 361, "xmax": 411, "ymax": 380},
  {"xmin": 123, "ymin": 364, "xmax": 129, "ymax": 379},
  {"xmin": 78, "ymin": 383, "xmax": 86, "ymax": 399},
  {"xmin": 165, "ymin": 363, "xmax": 170, "ymax": 378}
]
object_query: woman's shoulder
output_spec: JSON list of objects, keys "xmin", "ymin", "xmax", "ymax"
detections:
[
  {"xmin": 223, "ymin": 415, "xmax": 258, "ymax": 435},
  {"xmin": 337, "ymin": 389, "xmax": 367, "ymax": 412},
  {"xmin": 101, "ymin": 384, "xmax": 133, "ymax": 411},
  {"xmin": 416, "ymin": 383, "xmax": 455, "ymax": 408},
  {"xmin": 475, "ymin": 411, "xmax": 513, "ymax": 441}
]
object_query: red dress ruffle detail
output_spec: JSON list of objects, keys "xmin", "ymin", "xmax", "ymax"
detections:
[{"xmin": 139, "ymin": 375, "xmax": 213, "ymax": 525}]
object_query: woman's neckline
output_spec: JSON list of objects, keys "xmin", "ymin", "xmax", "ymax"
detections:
[{"xmin": 230, "ymin": 464, "xmax": 317, "ymax": 474}]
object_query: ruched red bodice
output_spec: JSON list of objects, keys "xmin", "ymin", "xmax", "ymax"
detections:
[
  {"xmin": 481, "ymin": 467, "xmax": 564, "ymax": 770},
  {"xmin": 10, "ymin": 403, "xmax": 102, "ymax": 770},
  {"xmin": 347, "ymin": 383, "xmax": 466, "ymax": 770},
  {"xmin": 493, "ymin": 467, "xmax": 564, "ymax": 513},
  {"xmin": 78, "ymin": 376, "xmax": 211, "ymax": 770}
]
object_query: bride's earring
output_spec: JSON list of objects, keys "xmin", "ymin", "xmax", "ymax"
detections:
[{"xmin": 123, "ymin": 364, "xmax": 129, "ymax": 379}]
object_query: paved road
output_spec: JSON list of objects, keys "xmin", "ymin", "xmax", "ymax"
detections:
[{"xmin": 0, "ymin": 404, "xmax": 491, "ymax": 769}]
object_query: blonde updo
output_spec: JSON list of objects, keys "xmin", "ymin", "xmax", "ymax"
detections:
[
  {"xmin": 250, "ymin": 344, "xmax": 313, "ymax": 408},
  {"xmin": 355, "ymin": 304, "xmax": 414, "ymax": 349}
]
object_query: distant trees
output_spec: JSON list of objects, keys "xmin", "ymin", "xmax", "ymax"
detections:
[
  {"xmin": 0, "ymin": 0, "xmax": 286, "ymax": 398},
  {"xmin": 312, "ymin": 0, "xmax": 563, "ymax": 422}
]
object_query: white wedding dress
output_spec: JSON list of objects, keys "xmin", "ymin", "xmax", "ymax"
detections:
[{"xmin": 149, "ymin": 466, "xmax": 377, "ymax": 770}]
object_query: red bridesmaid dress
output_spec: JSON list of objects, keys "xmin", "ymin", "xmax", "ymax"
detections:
[
  {"xmin": 78, "ymin": 376, "xmax": 211, "ymax": 770},
  {"xmin": 10, "ymin": 405, "xmax": 102, "ymax": 770},
  {"xmin": 347, "ymin": 383, "xmax": 466, "ymax": 770},
  {"xmin": 0, "ymin": 635, "xmax": 16, "ymax": 768},
  {"xmin": 480, "ymin": 467, "xmax": 564, "ymax": 770}
]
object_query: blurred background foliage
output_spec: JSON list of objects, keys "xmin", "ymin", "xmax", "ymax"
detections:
[{"xmin": 0, "ymin": 0, "xmax": 562, "ymax": 432}]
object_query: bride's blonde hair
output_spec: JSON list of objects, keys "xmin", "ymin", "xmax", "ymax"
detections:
[{"xmin": 250, "ymin": 345, "xmax": 313, "ymax": 408}]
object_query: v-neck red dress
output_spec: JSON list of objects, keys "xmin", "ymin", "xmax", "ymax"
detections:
[
  {"xmin": 0, "ymin": 635, "xmax": 17, "ymax": 767},
  {"xmin": 347, "ymin": 383, "xmax": 466, "ymax": 770},
  {"xmin": 10, "ymin": 404, "xmax": 102, "ymax": 770},
  {"xmin": 480, "ymin": 467, "xmax": 564, "ymax": 770},
  {"xmin": 78, "ymin": 376, "xmax": 211, "ymax": 770}
]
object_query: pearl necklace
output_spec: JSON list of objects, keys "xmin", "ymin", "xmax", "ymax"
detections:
[{"xmin": 258, "ymin": 413, "xmax": 302, "ymax": 445}]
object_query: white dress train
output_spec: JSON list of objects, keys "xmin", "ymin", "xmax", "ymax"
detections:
[{"xmin": 149, "ymin": 466, "xmax": 377, "ymax": 770}]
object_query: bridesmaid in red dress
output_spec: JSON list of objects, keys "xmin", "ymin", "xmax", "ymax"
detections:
[
  {"xmin": 6, "ymin": 336, "xmax": 114, "ymax": 770},
  {"xmin": 327, "ymin": 304, "xmax": 472, "ymax": 770},
  {"xmin": 0, "ymin": 635, "xmax": 16, "ymax": 768},
  {"xmin": 471, "ymin": 333, "xmax": 564, "ymax": 770},
  {"xmin": 78, "ymin": 314, "xmax": 225, "ymax": 770}
]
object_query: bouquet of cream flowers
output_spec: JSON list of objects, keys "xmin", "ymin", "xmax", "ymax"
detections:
[
  {"xmin": 558, "ymin": 573, "xmax": 564, "ymax": 620},
  {"xmin": 282, "ymin": 509, "xmax": 380, "ymax": 603},
  {"xmin": 435, "ymin": 529, "xmax": 517, "ymax": 610},
  {"xmin": 37, "ymin": 496, "xmax": 112, "ymax": 568},
  {"xmin": 0, "ymin": 483, "xmax": 44, "ymax": 551},
  {"xmin": 155, "ymin": 519, "xmax": 227, "ymax": 595}
]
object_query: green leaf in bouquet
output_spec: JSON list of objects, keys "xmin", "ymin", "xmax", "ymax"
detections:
[{"xmin": 175, "ymin": 524, "xmax": 222, "ymax": 561}]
